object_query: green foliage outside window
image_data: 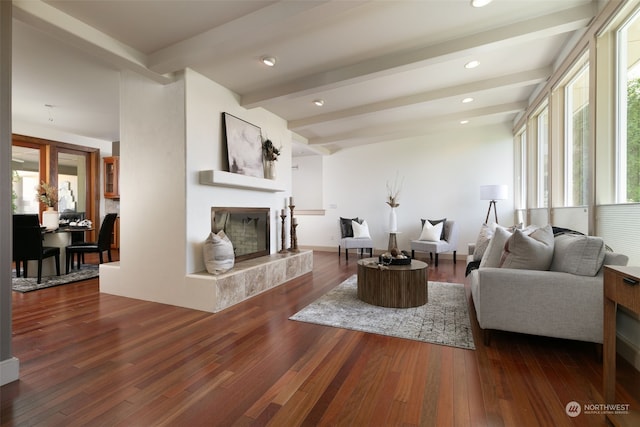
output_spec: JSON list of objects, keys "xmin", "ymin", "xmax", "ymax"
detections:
[{"xmin": 628, "ymin": 78, "xmax": 640, "ymax": 202}]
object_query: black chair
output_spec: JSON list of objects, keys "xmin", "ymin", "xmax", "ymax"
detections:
[
  {"xmin": 65, "ymin": 213, "xmax": 117, "ymax": 273},
  {"xmin": 13, "ymin": 214, "xmax": 61, "ymax": 284}
]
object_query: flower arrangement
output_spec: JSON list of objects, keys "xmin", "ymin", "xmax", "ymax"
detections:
[
  {"xmin": 386, "ymin": 172, "xmax": 404, "ymax": 208},
  {"xmin": 37, "ymin": 181, "xmax": 58, "ymax": 208},
  {"xmin": 262, "ymin": 138, "xmax": 281, "ymax": 161}
]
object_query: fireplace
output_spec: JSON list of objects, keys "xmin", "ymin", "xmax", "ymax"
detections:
[{"xmin": 211, "ymin": 207, "xmax": 270, "ymax": 262}]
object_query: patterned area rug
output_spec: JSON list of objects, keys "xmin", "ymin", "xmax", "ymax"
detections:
[
  {"xmin": 290, "ymin": 275, "xmax": 475, "ymax": 350},
  {"xmin": 12, "ymin": 265, "xmax": 99, "ymax": 293}
]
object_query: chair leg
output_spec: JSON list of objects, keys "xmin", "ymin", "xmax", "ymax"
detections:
[
  {"xmin": 15, "ymin": 260, "xmax": 21, "ymax": 277},
  {"xmin": 66, "ymin": 250, "xmax": 71, "ymax": 274},
  {"xmin": 107, "ymin": 249, "xmax": 112, "ymax": 262},
  {"xmin": 37, "ymin": 260, "xmax": 43, "ymax": 284},
  {"xmin": 338, "ymin": 245, "xmax": 341, "ymax": 257},
  {"xmin": 55, "ymin": 254, "xmax": 60, "ymax": 276},
  {"xmin": 411, "ymin": 250, "xmax": 415, "ymax": 258},
  {"xmin": 99, "ymin": 252, "xmax": 104, "ymax": 264},
  {"xmin": 369, "ymin": 248, "xmax": 373, "ymax": 257},
  {"xmin": 453, "ymin": 251, "xmax": 457, "ymax": 264},
  {"xmin": 345, "ymin": 249, "xmax": 349, "ymax": 260},
  {"xmin": 435, "ymin": 253, "xmax": 439, "ymax": 267}
]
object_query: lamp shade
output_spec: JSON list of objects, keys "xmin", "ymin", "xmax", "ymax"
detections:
[{"xmin": 480, "ymin": 185, "xmax": 508, "ymax": 201}]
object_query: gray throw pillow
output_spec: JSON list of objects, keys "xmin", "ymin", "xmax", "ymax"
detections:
[
  {"xmin": 550, "ymin": 234, "xmax": 605, "ymax": 276},
  {"xmin": 499, "ymin": 224, "xmax": 554, "ymax": 270},
  {"xmin": 203, "ymin": 230, "xmax": 235, "ymax": 274}
]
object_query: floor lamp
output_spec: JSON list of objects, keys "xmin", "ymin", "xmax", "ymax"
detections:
[{"xmin": 480, "ymin": 185, "xmax": 508, "ymax": 224}]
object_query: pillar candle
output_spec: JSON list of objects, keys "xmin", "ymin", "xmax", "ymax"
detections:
[
  {"xmin": 293, "ymin": 217, "xmax": 298, "ymax": 225},
  {"xmin": 289, "ymin": 196, "xmax": 294, "ymax": 206},
  {"xmin": 281, "ymin": 209, "xmax": 286, "ymax": 216}
]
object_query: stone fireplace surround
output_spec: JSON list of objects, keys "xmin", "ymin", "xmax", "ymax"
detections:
[{"xmin": 187, "ymin": 250, "xmax": 312, "ymax": 312}]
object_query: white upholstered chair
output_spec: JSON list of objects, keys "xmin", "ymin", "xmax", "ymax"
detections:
[
  {"xmin": 338, "ymin": 217, "xmax": 373, "ymax": 260},
  {"xmin": 410, "ymin": 220, "xmax": 458, "ymax": 267}
]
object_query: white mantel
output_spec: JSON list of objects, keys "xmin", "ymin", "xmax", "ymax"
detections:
[{"xmin": 199, "ymin": 170, "xmax": 285, "ymax": 192}]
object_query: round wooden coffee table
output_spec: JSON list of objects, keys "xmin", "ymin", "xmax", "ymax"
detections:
[{"xmin": 356, "ymin": 258, "xmax": 428, "ymax": 308}]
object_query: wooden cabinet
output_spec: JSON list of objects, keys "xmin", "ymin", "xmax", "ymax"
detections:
[
  {"xmin": 110, "ymin": 216, "xmax": 119, "ymax": 249},
  {"xmin": 104, "ymin": 156, "xmax": 119, "ymax": 199},
  {"xmin": 603, "ymin": 266, "xmax": 640, "ymax": 427}
]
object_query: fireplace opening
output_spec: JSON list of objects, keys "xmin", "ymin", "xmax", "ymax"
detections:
[{"xmin": 211, "ymin": 207, "xmax": 270, "ymax": 262}]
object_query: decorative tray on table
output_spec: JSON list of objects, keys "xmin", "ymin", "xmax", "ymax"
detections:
[{"xmin": 378, "ymin": 253, "xmax": 412, "ymax": 265}]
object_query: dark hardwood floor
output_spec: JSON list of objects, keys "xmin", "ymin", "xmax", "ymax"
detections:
[{"xmin": 2, "ymin": 251, "xmax": 639, "ymax": 426}]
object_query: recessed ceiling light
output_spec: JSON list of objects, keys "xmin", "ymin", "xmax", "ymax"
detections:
[
  {"xmin": 460, "ymin": 120, "xmax": 469, "ymax": 124},
  {"xmin": 465, "ymin": 60, "xmax": 480, "ymax": 69},
  {"xmin": 261, "ymin": 56, "xmax": 276, "ymax": 67},
  {"xmin": 471, "ymin": 0, "xmax": 493, "ymax": 7},
  {"xmin": 462, "ymin": 97, "xmax": 474, "ymax": 103},
  {"xmin": 313, "ymin": 99, "xmax": 325, "ymax": 107}
]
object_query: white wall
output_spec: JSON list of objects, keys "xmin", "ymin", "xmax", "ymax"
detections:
[
  {"xmin": 296, "ymin": 123, "xmax": 515, "ymax": 254},
  {"xmin": 292, "ymin": 155, "xmax": 323, "ymax": 210},
  {"xmin": 101, "ymin": 70, "xmax": 188, "ymax": 304}
]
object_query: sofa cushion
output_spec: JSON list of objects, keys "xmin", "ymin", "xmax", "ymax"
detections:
[
  {"xmin": 550, "ymin": 233, "xmax": 605, "ymax": 276},
  {"xmin": 479, "ymin": 226, "xmax": 512, "ymax": 268},
  {"xmin": 340, "ymin": 217, "xmax": 359, "ymax": 237},
  {"xmin": 499, "ymin": 224, "xmax": 555, "ymax": 270},
  {"xmin": 419, "ymin": 220, "xmax": 444, "ymax": 242}
]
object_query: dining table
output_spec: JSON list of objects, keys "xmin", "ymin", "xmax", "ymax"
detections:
[{"xmin": 25, "ymin": 226, "xmax": 93, "ymax": 278}]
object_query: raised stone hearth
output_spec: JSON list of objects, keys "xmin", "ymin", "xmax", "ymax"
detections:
[{"xmin": 187, "ymin": 250, "xmax": 312, "ymax": 312}]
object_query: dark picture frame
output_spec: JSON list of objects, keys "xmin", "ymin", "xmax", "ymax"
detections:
[{"xmin": 223, "ymin": 112, "xmax": 264, "ymax": 178}]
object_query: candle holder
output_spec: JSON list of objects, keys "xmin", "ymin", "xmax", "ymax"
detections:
[
  {"xmin": 290, "ymin": 223, "xmax": 299, "ymax": 252},
  {"xmin": 289, "ymin": 203, "xmax": 298, "ymax": 252},
  {"xmin": 279, "ymin": 213, "xmax": 288, "ymax": 253}
]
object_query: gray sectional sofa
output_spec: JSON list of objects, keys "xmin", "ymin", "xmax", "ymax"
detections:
[{"xmin": 468, "ymin": 225, "xmax": 628, "ymax": 345}]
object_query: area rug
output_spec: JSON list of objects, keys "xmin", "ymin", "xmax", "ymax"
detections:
[
  {"xmin": 290, "ymin": 275, "xmax": 475, "ymax": 350},
  {"xmin": 12, "ymin": 265, "xmax": 99, "ymax": 293}
]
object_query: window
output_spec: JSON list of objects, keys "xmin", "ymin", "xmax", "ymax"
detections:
[
  {"xmin": 565, "ymin": 65, "xmax": 589, "ymax": 206},
  {"xmin": 515, "ymin": 128, "xmax": 527, "ymax": 209},
  {"xmin": 617, "ymin": 9, "xmax": 640, "ymax": 203},
  {"xmin": 536, "ymin": 107, "xmax": 549, "ymax": 207}
]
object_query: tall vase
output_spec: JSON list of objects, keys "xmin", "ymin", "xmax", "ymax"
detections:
[
  {"xmin": 388, "ymin": 206, "xmax": 397, "ymax": 232},
  {"xmin": 42, "ymin": 207, "xmax": 59, "ymax": 230},
  {"xmin": 265, "ymin": 160, "xmax": 277, "ymax": 180}
]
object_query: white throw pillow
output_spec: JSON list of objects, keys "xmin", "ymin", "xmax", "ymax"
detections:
[
  {"xmin": 352, "ymin": 220, "xmax": 371, "ymax": 238},
  {"xmin": 479, "ymin": 226, "xmax": 512, "ymax": 268},
  {"xmin": 419, "ymin": 221, "xmax": 443, "ymax": 242},
  {"xmin": 203, "ymin": 230, "xmax": 235, "ymax": 274}
]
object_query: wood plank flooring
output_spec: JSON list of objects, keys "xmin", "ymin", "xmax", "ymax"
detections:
[{"xmin": 2, "ymin": 251, "xmax": 639, "ymax": 426}]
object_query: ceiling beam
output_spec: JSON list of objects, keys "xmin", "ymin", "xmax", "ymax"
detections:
[
  {"xmin": 241, "ymin": 4, "xmax": 594, "ymax": 108},
  {"xmin": 148, "ymin": 0, "xmax": 369, "ymax": 75},
  {"xmin": 289, "ymin": 68, "xmax": 550, "ymax": 131},
  {"xmin": 12, "ymin": 0, "xmax": 173, "ymax": 84},
  {"xmin": 307, "ymin": 102, "xmax": 527, "ymax": 146}
]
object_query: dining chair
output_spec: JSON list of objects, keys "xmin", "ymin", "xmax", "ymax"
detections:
[
  {"xmin": 65, "ymin": 213, "xmax": 118, "ymax": 273},
  {"xmin": 13, "ymin": 214, "xmax": 61, "ymax": 284}
]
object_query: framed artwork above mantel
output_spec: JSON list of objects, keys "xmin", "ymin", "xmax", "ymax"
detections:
[{"xmin": 222, "ymin": 113, "xmax": 264, "ymax": 179}]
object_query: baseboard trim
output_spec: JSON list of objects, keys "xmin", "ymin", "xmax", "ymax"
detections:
[
  {"xmin": 298, "ymin": 246, "xmax": 459, "ymax": 260},
  {"xmin": 0, "ymin": 357, "xmax": 20, "ymax": 386},
  {"xmin": 617, "ymin": 333, "xmax": 640, "ymax": 372}
]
